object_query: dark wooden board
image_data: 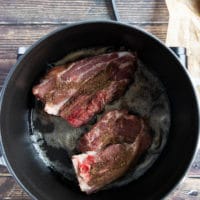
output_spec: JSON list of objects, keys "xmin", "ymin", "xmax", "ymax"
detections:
[{"xmin": 0, "ymin": 0, "xmax": 168, "ymax": 24}]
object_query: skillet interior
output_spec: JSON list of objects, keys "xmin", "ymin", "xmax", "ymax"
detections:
[
  {"xmin": 30, "ymin": 50, "xmax": 171, "ymax": 190},
  {"xmin": 0, "ymin": 21, "xmax": 199, "ymax": 200}
]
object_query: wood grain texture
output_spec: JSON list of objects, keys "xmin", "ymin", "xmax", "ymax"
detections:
[
  {"xmin": 116, "ymin": 0, "xmax": 169, "ymax": 23},
  {"xmin": 0, "ymin": 25, "xmax": 59, "ymax": 59},
  {"xmin": 0, "ymin": 0, "xmax": 113, "ymax": 24},
  {"xmin": 0, "ymin": 177, "xmax": 30, "ymax": 199},
  {"xmin": 0, "ymin": 0, "xmax": 168, "ymax": 24}
]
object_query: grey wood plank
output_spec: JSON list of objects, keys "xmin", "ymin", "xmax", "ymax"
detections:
[
  {"xmin": 0, "ymin": 0, "xmax": 113, "ymax": 24},
  {"xmin": 116, "ymin": 0, "xmax": 169, "ymax": 23},
  {"xmin": 0, "ymin": 176, "xmax": 30, "ymax": 199}
]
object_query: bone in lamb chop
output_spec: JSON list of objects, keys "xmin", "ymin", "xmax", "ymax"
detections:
[
  {"xmin": 32, "ymin": 51, "xmax": 137, "ymax": 127},
  {"xmin": 72, "ymin": 110, "xmax": 152, "ymax": 194}
]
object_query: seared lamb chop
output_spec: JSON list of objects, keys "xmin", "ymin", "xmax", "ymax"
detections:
[
  {"xmin": 72, "ymin": 130, "xmax": 152, "ymax": 194},
  {"xmin": 32, "ymin": 66, "xmax": 66, "ymax": 101},
  {"xmin": 72, "ymin": 110, "xmax": 152, "ymax": 194},
  {"xmin": 77, "ymin": 110, "xmax": 149, "ymax": 152},
  {"xmin": 32, "ymin": 51, "xmax": 137, "ymax": 127},
  {"xmin": 60, "ymin": 79, "xmax": 129, "ymax": 127}
]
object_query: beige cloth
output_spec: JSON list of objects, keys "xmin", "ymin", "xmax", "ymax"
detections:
[{"xmin": 165, "ymin": 0, "xmax": 200, "ymax": 86}]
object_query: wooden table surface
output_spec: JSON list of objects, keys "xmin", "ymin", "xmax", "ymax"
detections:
[{"xmin": 0, "ymin": 0, "xmax": 200, "ymax": 199}]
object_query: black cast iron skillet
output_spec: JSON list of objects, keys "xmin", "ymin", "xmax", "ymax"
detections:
[{"xmin": 0, "ymin": 20, "xmax": 199, "ymax": 200}]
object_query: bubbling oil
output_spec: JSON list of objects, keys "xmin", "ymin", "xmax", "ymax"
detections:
[{"xmin": 30, "ymin": 47, "xmax": 171, "ymax": 189}]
